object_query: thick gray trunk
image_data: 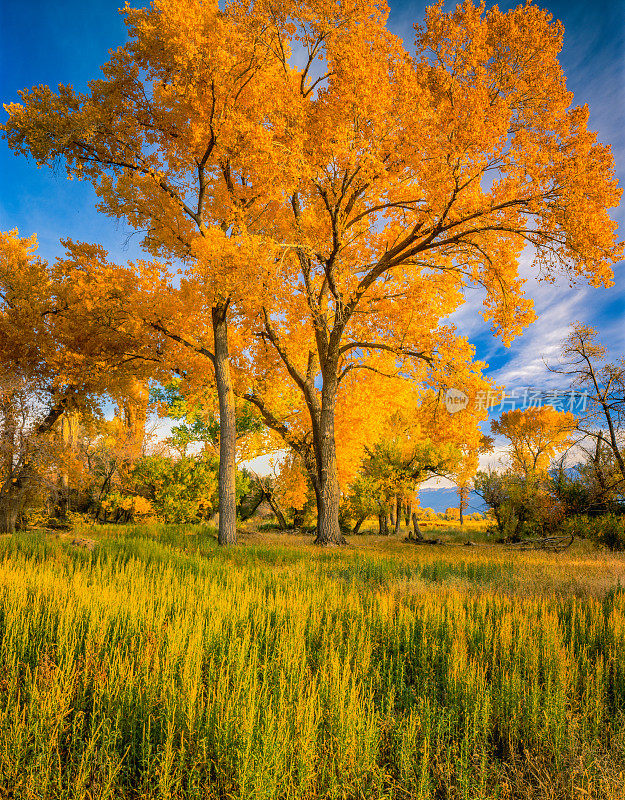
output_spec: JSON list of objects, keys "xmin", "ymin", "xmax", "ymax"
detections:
[
  {"xmin": 312, "ymin": 374, "xmax": 345, "ymax": 546},
  {"xmin": 315, "ymin": 459, "xmax": 344, "ymax": 544},
  {"xmin": 212, "ymin": 304, "xmax": 237, "ymax": 546},
  {"xmin": 0, "ymin": 498, "xmax": 18, "ymax": 534}
]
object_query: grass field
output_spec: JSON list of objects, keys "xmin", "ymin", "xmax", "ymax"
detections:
[{"xmin": 1, "ymin": 525, "xmax": 625, "ymax": 800}]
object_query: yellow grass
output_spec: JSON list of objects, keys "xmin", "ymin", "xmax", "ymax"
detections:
[{"xmin": 0, "ymin": 526, "xmax": 624, "ymax": 799}]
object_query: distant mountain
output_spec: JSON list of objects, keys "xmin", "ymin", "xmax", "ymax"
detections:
[{"xmin": 416, "ymin": 488, "xmax": 486, "ymax": 515}]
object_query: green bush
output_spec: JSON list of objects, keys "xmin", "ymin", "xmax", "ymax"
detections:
[
  {"xmin": 590, "ymin": 514, "xmax": 625, "ymax": 551},
  {"xmin": 129, "ymin": 455, "xmax": 219, "ymax": 524},
  {"xmin": 559, "ymin": 514, "xmax": 592, "ymax": 540}
]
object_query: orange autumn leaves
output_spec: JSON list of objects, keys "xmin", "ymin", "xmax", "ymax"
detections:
[
  {"xmin": 1, "ymin": 0, "xmax": 622, "ymax": 532},
  {"xmin": 0, "ymin": 231, "xmax": 164, "ymax": 407},
  {"xmin": 4, "ymin": 0, "xmax": 621, "ymax": 344}
]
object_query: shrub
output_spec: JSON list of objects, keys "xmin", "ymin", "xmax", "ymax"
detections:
[
  {"xmin": 100, "ymin": 491, "xmax": 155, "ymax": 523},
  {"xmin": 474, "ymin": 470, "xmax": 564, "ymax": 541},
  {"xmin": 559, "ymin": 514, "xmax": 591, "ymax": 540},
  {"xmin": 130, "ymin": 455, "xmax": 219, "ymax": 524},
  {"xmin": 591, "ymin": 514, "xmax": 625, "ymax": 551}
]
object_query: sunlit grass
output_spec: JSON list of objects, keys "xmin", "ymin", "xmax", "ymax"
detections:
[{"xmin": 1, "ymin": 526, "xmax": 624, "ymax": 799}]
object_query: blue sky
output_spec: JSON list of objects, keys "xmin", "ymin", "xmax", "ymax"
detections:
[{"xmin": 1, "ymin": 0, "xmax": 623, "ymax": 489}]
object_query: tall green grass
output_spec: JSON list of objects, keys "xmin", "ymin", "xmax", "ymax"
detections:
[{"xmin": 0, "ymin": 529, "xmax": 624, "ymax": 799}]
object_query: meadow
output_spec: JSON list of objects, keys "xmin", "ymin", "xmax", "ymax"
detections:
[{"xmin": 1, "ymin": 525, "xmax": 625, "ymax": 800}]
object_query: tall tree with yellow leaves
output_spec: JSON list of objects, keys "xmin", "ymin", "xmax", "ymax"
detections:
[
  {"xmin": 2, "ymin": 0, "xmax": 292, "ymax": 544},
  {"xmin": 199, "ymin": 0, "xmax": 620, "ymax": 543}
]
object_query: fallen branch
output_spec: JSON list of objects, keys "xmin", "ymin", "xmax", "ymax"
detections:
[{"xmin": 508, "ymin": 534, "xmax": 574, "ymax": 553}]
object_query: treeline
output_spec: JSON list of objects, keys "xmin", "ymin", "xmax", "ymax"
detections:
[{"xmin": 0, "ymin": 0, "xmax": 622, "ymax": 543}]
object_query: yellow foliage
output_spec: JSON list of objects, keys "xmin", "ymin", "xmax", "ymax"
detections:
[
  {"xmin": 492, "ymin": 406, "xmax": 576, "ymax": 478},
  {"xmin": 2, "ymin": 0, "xmax": 621, "ymax": 540}
]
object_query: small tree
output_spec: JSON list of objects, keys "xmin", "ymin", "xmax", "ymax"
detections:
[
  {"xmin": 491, "ymin": 407, "xmax": 576, "ymax": 481},
  {"xmin": 550, "ymin": 324, "xmax": 625, "ymax": 488}
]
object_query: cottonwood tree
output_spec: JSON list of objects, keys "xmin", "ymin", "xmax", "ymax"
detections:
[
  {"xmin": 4, "ymin": 0, "xmax": 622, "ymax": 544},
  {"xmin": 227, "ymin": 0, "xmax": 621, "ymax": 543},
  {"xmin": 343, "ymin": 385, "xmax": 489, "ymax": 537},
  {"xmin": 491, "ymin": 407, "xmax": 576, "ymax": 481},
  {"xmin": 0, "ymin": 231, "xmax": 160, "ymax": 532},
  {"xmin": 549, "ymin": 324, "xmax": 625, "ymax": 487},
  {"xmin": 479, "ymin": 407, "xmax": 576, "ymax": 539},
  {"xmin": 2, "ymin": 0, "xmax": 293, "ymax": 544}
]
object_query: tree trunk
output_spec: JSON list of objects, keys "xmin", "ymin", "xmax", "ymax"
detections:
[
  {"xmin": 378, "ymin": 512, "xmax": 388, "ymax": 535},
  {"xmin": 593, "ymin": 435, "xmax": 608, "ymax": 496},
  {"xmin": 352, "ymin": 514, "xmax": 366, "ymax": 535},
  {"xmin": 0, "ymin": 495, "xmax": 19, "ymax": 534},
  {"xmin": 0, "ymin": 390, "xmax": 75, "ymax": 534},
  {"xmin": 315, "ymin": 456, "xmax": 343, "ymax": 544},
  {"xmin": 239, "ymin": 489, "xmax": 264, "ymax": 522},
  {"xmin": 212, "ymin": 304, "xmax": 237, "ymax": 546},
  {"xmin": 410, "ymin": 512, "xmax": 423, "ymax": 541},
  {"xmin": 250, "ymin": 474, "xmax": 289, "ymax": 530},
  {"xmin": 311, "ymin": 375, "xmax": 345, "ymax": 546},
  {"xmin": 599, "ymin": 398, "xmax": 625, "ymax": 483},
  {"xmin": 395, "ymin": 494, "xmax": 402, "ymax": 534},
  {"xmin": 390, "ymin": 505, "xmax": 396, "ymax": 527},
  {"xmin": 458, "ymin": 485, "xmax": 468, "ymax": 527},
  {"xmin": 264, "ymin": 490, "xmax": 289, "ymax": 530}
]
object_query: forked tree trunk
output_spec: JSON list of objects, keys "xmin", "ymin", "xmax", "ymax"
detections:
[
  {"xmin": 410, "ymin": 512, "xmax": 423, "ymax": 541},
  {"xmin": 378, "ymin": 512, "xmax": 389, "ymax": 535},
  {"xmin": 352, "ymin": 514, "xmax": 366, "ymax": 535},
  {"xmin": 212, "ymin": 304, "xmax": 237, "ymax": 546},
  {"xmin": 249, "ymin": 474, "xmax": 289, "ymax": 529},
  {"xmin": 266, "ymin": 493, "xmax": 289, "ymax": 530}
]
